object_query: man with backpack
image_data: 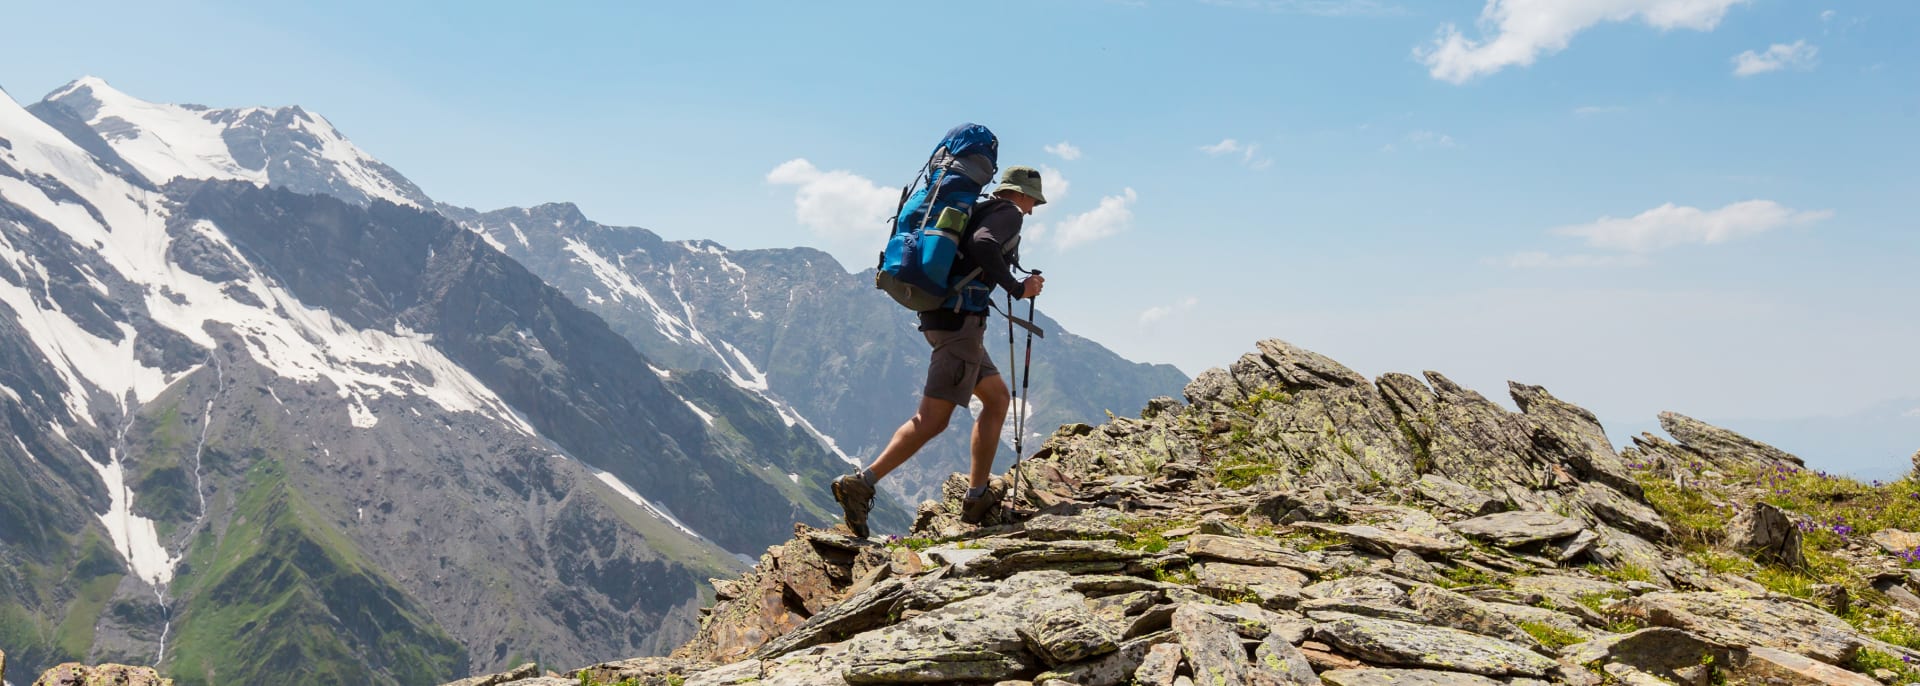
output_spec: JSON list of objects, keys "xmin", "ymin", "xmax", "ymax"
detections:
[{"xmin": 833, "ymin": 166, "xmax": 1049, "ymax": 538}]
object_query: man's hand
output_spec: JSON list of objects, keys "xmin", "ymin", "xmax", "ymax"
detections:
[{"xmin": 1021, "ymin": 274, "xmax": 1045, "ymax": 299}]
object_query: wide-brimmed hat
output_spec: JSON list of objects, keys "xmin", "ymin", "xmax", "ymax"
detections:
[{"xmin": 991, "ymin": 166, "xmax": 1047, "ymax": 205}]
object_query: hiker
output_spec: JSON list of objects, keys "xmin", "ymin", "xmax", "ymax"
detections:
[{"xmin": 833, "ymin": 166, "xmax": 1049, "ymax": 538}]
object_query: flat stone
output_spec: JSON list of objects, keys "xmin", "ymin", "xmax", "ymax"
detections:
[
  {"xmin": 1250, "ymin": 630, "xmax": 1322, "ymax": 685},
  {"xmin": 1291, "ymin": 521, "xmax": 1465, "ymax": 556},
  {"xmin": 1414, "ymin": 474, "xmax": 1502, "ymax": 516},
  {"xmin": 1018, "ymin": 603, "xmax": 1121, "ymax": 666},
  {"xmin": 1613, "ymin": 591, "xmax": 1877, "ymax": 665},
  {"xmin": 1575, "ymin": 483, "xmax": 1670, "ymax": 541},
  {"xmin": 1298, "ymin": 598, "xmax": 1430, "ymax": 624},
  {"xmin": 1024, "ymin": 513, "xmax": 1130, "ymax": 542},
  {"xmin": 1560, "ymin": 628, "xmax": 1734, "ymax": 684},
  {"xmin": 1871, "ymin": 528, "xmax": 1920, "ymax": 558},
  {"xmin": 1034, "ymin": 630, "xmax": 1178, "ymax": 686},
  {"xmin": 1737, "ymin": 646, "xmax": 1882, "ymax": 686},
  {"xmin": 1175, "ymin": 604, "xmax": 1254, "ymax": 685},
  {"xmin": 842, "ymin": 650, "xmax": 1035, "ymax": 684},
  {"xmin": 1133, "ymin": 643, "xmax": 1183, "ymax": 686},
  {"xmin": 1186, "ymin": 534, "xmax": 1332, "ymax": 574},
  {"xmin": 1406, "ymin": 585, "xmax": 1539, "ymax": 648},
  {"xmin": 1302, "ymin": 575, "xmax": 1405, "ymax": 603},
  {"xmin": 1450, "ymin": 511, "xmax": 1587, "ymax": 547},
  {"xmin": 1193, "ymin": 561, "xmax": 1308, "ymax": 609},
  {"xmin": 1313, "ymin": 616, "xmax": 1557, "ymax": 677},
  {"xmin": 1319, "ymin": 669, "xmax": 1504, "ymax": 686}
]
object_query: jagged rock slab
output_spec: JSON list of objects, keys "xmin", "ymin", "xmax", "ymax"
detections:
[
  {"xmin": 1302, "ymin": 575, "xmax": 1406, "ymax": 603},
  {"xmin": 1613, "ymin": 591, "xmax": 1884, "ymax": 665},
  {"xmin": 1251, "ymin": 630, "xmax": 1323, "ymax": 685},
  {"xmin": 1173, "ymin": 604, "xmax": 1253, "ymax": 686},
  {"xmin": 1134, "ymin": 642, "xmax": 1182, "ymax": 686},
  {"xmin": 1727, "ymin": 501, "xmax": 1804, "ymax": 567},
  {"xmin": 1449, "ymin": 511, "xmax": 1586, "ymax": 547},
  {"xmin": 1738, "ymin": 646, "xmax": 1882, "ymax": 686},
  {"xmin": 1291, "ymin": 521, "xmax": 1465, "ymax": 556},
  {"xmin": 1574, "ymin": 482, "xmax": 1670, "ymax": 541},
  {"xmin": 1023, "ymin": 513, "xmax": 1130, "ymax": 542},
  {"xmin": 1034, "ymin": 630, "xmax": 1178, "ymax": 686},
  {"xmin": 1319, "ymin": 669, "xmax": 1504, "ymax": 686},
  {"xmin": 1406, "ymin": 585, "xmax": 1539, "ymax": 648},
  {"xmin": 1659, "ymin": 411, "xmax": 1805, "ymax": 469},
  {"xmin": 1186, "ymin": 534, "xmax": 1331, "ymax": 574},
  {"xmin": 1018, "ymin": 603, "xmax": 1121, "ymax": 666},
  {"xmin": 1560, "ymin": 628, "xmax": 1734, "ymax": 683},
  {"xmin": 1413, "ymin": 474, "xmax": 1502, "ymax": 517},
  {"xmin": 1511, "ymin": 382, "xmax": 1644, "ymax": 500},
  {"xmin": 1193, "ymin": 561, "xmax": 1307, "ymax": 609},
  {"xmin": 1313, "ymin": 616, "xmax": 1557, "ymax": 677},
  {"xmin": 1298, "ymin": 598, "xmax": 1430, "ymax": 624},
  {"xmin": 842, "ymin": 649, "xmax": 1035, "ymax": 684}
]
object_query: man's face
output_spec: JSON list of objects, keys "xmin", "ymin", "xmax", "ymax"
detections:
[{"xmin": 1008, "ymin": 193, "xmax": 1038, "ymax": 215}]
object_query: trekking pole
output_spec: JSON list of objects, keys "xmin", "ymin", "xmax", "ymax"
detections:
[{"xmin": 1008, "ymin": 271, "xmax": 1040, "ymax": 516}]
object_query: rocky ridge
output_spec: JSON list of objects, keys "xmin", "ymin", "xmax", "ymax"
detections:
[{"xmin": 413, "ymin": 338, "xmax": 1920, "ymax": 686}]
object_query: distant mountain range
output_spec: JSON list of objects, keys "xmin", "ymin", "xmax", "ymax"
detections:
[{"xmin": 0, "ymin": 76, "xmax": 1185, "ymax": 684}]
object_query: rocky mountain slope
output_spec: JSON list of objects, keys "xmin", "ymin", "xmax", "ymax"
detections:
[
  {"xmin": 439, "ymin": 339, "xmax": 1920, "ymax": 685},
  {"xmin": 0, "ymin": 78, "xmax": 909, "ymax": 684}
]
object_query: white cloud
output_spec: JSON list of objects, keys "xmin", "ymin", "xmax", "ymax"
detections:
[
  {"xmin": 1139, "ymin": 297, "xmax": 1200, "ymax": 326},
  {"xmin": 1044, "ymin": 141, "xmax": 1083, "ymax": 161},
  {"xmin": 766, "ymin": 159, "xmax": 896, "ymax": 241},
  {"xmin": 1553, "ymin": 200, "xmax": 1833, "ymax": 252},
  {"xmin": 1199, "ymin": 0, "xmax": 1401, "ymax": 16},
  {"xmin": 1904, "ymin": 407, "xmax": 1920, "ymax": 418},
  {"xmin": 1201, "ymin": 138, "xmax": 1244, "ymax": 156},
  {"xmin": 1820, "ymin": 9, "xmax": 1835, "ymax": 22},
  {"xmin": 1418, "ymin": 0, "xmax": 1748, "ymax": 84},
  {"xmin": 1491, "ymin": 251, "xmax": 1651, "ymax": 268},
  {"xmin": 1033, "ymin": 165, "xmax": 1071, "ymax": 216},
  {"xmin": 1200, "ymin": 138, "xmax": 1274, "ymax": 169},
  {"xmin": 1732, "ymin": 40, "xmax": 1818, "ymax": 77},
  {"xmin": 1052, "ymin": 188, "xmax": 1138, "ymax": 251}
]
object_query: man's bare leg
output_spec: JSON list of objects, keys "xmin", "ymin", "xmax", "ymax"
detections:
[
  {"xmin": 864, "ymin": 395, "xmax": 957, "ymax": 481},
  {"xmin": 969, "ymin": 374, "xmax": 1011, "ymax": 489}
]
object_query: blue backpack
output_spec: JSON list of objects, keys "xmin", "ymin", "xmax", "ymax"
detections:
[{"xmin": 875, "ymin": 123, "xmax": 999, "ymax": 311}]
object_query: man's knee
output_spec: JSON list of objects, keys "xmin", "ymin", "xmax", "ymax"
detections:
[{"xmin": 975, "ymin": 377, "xmax": 1011, "ymax": 414}]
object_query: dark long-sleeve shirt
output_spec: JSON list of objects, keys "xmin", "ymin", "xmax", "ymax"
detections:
[{"xmin": 918, "ymin": 197, "xmax": 1025, "ymax": 331}]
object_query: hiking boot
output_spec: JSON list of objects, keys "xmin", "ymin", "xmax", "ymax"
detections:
[
  {"xmin": 960, "ymin": 483, "xmax": 1002, "ymax": 525},
  {"xmin": 831, "ymin": 473, "xmax": 875, "ymax": 539}
]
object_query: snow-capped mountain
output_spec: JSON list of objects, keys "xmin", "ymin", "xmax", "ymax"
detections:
[
  {"xmin": 0, "ymin": 78, "xmax": 908, "ymax": 685},
  {"xmin": 36, "ymin": 76, "xmax": 429, "ymax": 207}
]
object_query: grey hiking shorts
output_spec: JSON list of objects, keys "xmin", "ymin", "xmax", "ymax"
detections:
[{"xmin": 922, "ymin": 315, "xmax": 1000, "ymax": 406}]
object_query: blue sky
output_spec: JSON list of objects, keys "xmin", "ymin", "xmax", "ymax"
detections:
[{"xmin": 5, "ymin": 0, "xmax": 1916, "ymax": 475}]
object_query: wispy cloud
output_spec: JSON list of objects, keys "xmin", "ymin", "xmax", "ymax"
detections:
[
  {"xmin": 1555, "ymin": 200, "xmax": 1832, "ymax": 252},
  {"xmin": 765, "ymin": 159, "xmax": 894, "ymax": 241},
  {"xmin": 1199, "ymin": 138, "xmax": 1274, "ymax": 169},
  {"xmin": 1052, "ymin": 188, "xmax": 1138, "ymax": 250},
  {"xmin": 1407, "ymin": 130, "xmax": 1460, "ymax": 149},
  {"xmin": 1417, "ymin": 0, "xmax": 1748, "ymax": 84},
  {"xmin": 1044, "ymin": 141, "xmax": 1083, "ymax": 161},
  {"xmin": 1489, "ymin": 252, "xmax": 1651, "ymax": 269},
  {"xmin": 1493, "ymin": 199, "xmax": 1831, "ymax": 269},
  {"xmin": 1198, "ymin": 0, "xmax": 1401, "ymax": 17},
  {"xmin": 1732, "ymin": 40, "xmax": 1818, "ymax": 77},
  {"xmin": 1139, "ymin": 296, "xmax": 1200, "ymax": 326}
]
